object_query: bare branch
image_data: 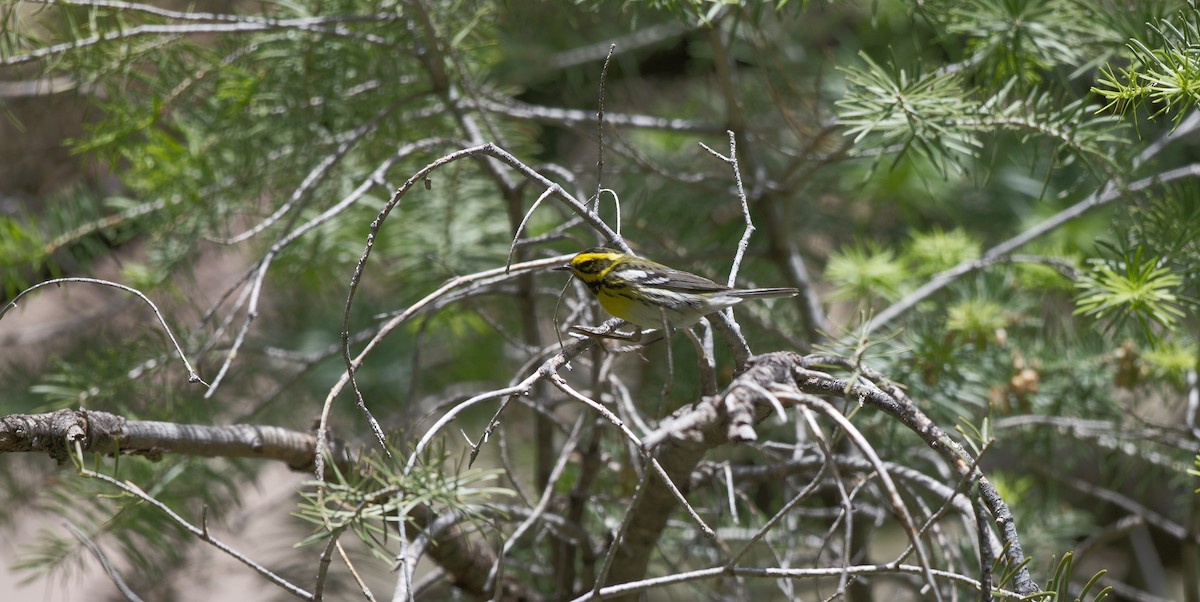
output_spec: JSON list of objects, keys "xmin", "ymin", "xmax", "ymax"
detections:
[
  {"xmin": 74, "ymin": 449, "xmax": 315, "ymax": 600},
  {"xmin": 570, "ymin": 563, "xmax": 1023, "ymax": 601},
  {"xmin": 3, "ymin": 8, "xmax": 395, "ymax": 66},
  {"xmin": 2, "ymin": 278, "xmax": 207, "ymax": 387},
  {"xmin": 866, "ymin": 161, "xmax": 1200, "ymax": 334},
  {"xmin": 0, "ymin": 408, "xmax": 354, "ymax": 474},
  {"xmin": 65, "ymin": 521, "xmax": 146, "ymax": 602}
]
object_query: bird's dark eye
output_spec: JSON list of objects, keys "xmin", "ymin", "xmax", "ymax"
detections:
[{"xmin": 577, "ymin": 259, "xmax": 597, "ymax": 272}]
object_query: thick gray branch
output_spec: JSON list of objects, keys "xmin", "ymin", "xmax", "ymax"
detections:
[{"xmin": 0, "ymin": 408, "xmax": 353, "ymax": 473}]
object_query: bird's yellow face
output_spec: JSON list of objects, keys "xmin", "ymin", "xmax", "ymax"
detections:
[
  {"xmin": 562, "ymin": 248, "xmax": 623, "ymax": 290},
  {"xmin": 557, "ymin": 248, "xmax": 647, "ymax": 324}
]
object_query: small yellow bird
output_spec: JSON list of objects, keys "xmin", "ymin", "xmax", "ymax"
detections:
[{"xmin": 555, "ymin": 247, "xmax": 799, "ymax": 329}]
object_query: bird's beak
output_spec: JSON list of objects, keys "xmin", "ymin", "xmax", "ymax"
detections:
[{"xmin": 552, "ymin": 264, "xmax": 573, "ymax": 273}]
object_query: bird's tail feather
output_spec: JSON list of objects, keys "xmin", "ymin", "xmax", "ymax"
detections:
[{"xmin": 735, "ymin": 287, "xmax": 799, "ymax": 299}]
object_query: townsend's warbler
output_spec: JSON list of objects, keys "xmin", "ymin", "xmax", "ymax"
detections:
[{"xmin": 555, "ymin": 247, "xmax": 799, "ymax": 329}]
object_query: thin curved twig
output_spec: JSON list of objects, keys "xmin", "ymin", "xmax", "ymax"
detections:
[
  {"xmin": 65, "ymin": 521, "xmax": 146, "ymax": 602},
  {"xmin": 1, "ymin": 277, "xmax": 207, "ymax": 387},
  {"xmin": 569, "ymin": 563, "xmax": 1022, "ymax": 602},
  {"xmin": 71, "ymin": 444, "xmax": 314, "ymax": 599}
]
